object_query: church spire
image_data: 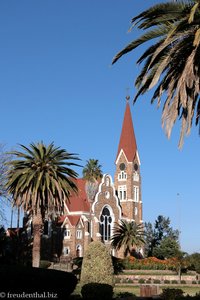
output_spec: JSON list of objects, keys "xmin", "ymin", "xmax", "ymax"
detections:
[
  {"xmin": 116, "ymin": 99, "xmax": 137, "ymax": 163},
  {"xmin": 114, "ymin": 96, "xmax": 142, "ymax": 224}
]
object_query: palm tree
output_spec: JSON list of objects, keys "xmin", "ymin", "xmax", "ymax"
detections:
[
  {"xmin": 111, "ymin": 220, "xmax": 145, "ymax": 257},
  {"xmin": 82, "ymin": 159, "xmax": 103, "ymax": 182},
  {"xmin": 83, "ymin": 159, "xmax": 103, "ymax": 240},
  {"xmin": 83, "ymin": 159, "xmax": 103, "ymax": 201},
  {"xmin": 112, "ymin": 0, "xmax": 200, "ymax": 148},
  {"xmin": 6, "ymin": 142, "xmax": 80, "ymax": 267}
]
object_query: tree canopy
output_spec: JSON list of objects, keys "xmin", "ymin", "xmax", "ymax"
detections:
[
  {"xmin": 5, "ymin": 142, "xmax": 80, "ymax": 267},
  {"xmin": 144, "ymin": 215, "xmax": 179, "ymax": 257},
  {"xmin": 111, "ymin": 220, "xmax": 145, "ymax": 257},
  {"xmin": 112, "ymin": 0, "xmax": 200, "ymax": 147}
]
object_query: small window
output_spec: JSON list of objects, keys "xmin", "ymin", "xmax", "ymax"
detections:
[
  {"xmin": 63, "ymin": 229, "xmax": 70, "ymax": 239},
  {"xmin": 135, "ymin": 207, "xmax": 138, "ymax": 216},
  {"xmin": 76, "ymin": 230, "xmax": 82, "ymax": 239},
  {"xmin": 63, "ymin": 246, "xmax": 70, "ymax": 256},
  {"xmin": 133, "ymin": 172, "xmax": 139, "ymax": 182},
  {"xmin": 118, "ymin": 185, "xmax": 127, "ymax": 200},
  {"xmin": 118, "ymin": 171, "xmax": 127, "ymax": 181},
  {"xmin": 87, "ymin": 221, "xmax": 90, "ymax": 233},
  {"xmin": 76, "ymin": 245, "xmax": 82, "ymax": 257},
  {"xmin": 133, "ymin": 186, "xmax": 139, "ymax": 202}
]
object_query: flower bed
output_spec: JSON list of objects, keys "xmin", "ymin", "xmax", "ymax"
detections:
[{"xmin": 123, "ymin": 256, "xmax": 180, "ymax": 271}]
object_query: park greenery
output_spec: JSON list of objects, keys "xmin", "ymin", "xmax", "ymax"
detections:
[
  {"xmin": 80, "ymin": 241, "xmax": 114, "ymax": 300},
  {"xmin": 5, "ymin": 142, "xmax": 81, "ymax": 267}
]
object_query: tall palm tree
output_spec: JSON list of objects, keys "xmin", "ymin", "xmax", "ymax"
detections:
[
  {"xmin": 82, "ymin": 159, "xmax": 103, "ymax": 182},
  {"xmin": 83, "ymin": 159, "xmax": 103, "ymax": 201},
  {"xmin": 112, "ymin": 0, "xmax": 200, "ymax": 147},
  {"xmin": 6, "ymin": 142, "xmax": 80, "ymax": 267},
  {"xmin": 111, "ymin": 220, "xmax": 145, "ymax": 257}
]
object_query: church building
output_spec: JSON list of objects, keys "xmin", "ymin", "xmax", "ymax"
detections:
[{"xmin": 56, "ymin": 98, "xmax": 143, "ymax": 260}]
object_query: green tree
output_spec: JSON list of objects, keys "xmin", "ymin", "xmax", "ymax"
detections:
[
  {"xmin": 6, "ymin": 142, "xmax": 80, "ymax": 267},
  {"xmin": 112, "ymin": 0, "xmax": 200, "ymax": 147},
  {"xmin": 153, "ymin": 236, "xmax": 180, "ymax": 259},
  {"xmin": 83, "ymin": 159, "xmax": 103, "ymax": 202},
  {"xmin": 111, "ymin": 220, "xmax": 145, "ymax": 257},
  {"xmin": 82, "ymin": 159, "xmax": 103, "ymax": 182},
  {"xmin": 186, "ymin": 252, "xmax": 200, "ymax": 274},
  {"xmin": 144, "ymin": 215, "xmax": 179, "ymax": 257}
]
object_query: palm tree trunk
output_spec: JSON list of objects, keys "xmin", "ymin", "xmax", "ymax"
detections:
[{"xmin": 32, "ymin": 211, "xmax": 43, "ymax": 268}]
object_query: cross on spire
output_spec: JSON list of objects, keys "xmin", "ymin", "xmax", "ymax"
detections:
[{"xmin": 126, "ymin": 87, "xmax": 130, "ymax": 102}]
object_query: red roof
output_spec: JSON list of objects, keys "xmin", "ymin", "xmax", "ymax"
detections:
[
  {"xmin": 67, "ymin": 215, "xmax": 81, "ymax": 226},
  {"xmin": 57, "ymin": 215, "xmax": 81, "ymax": 226},
  {"xmin": 57, "ymin": 215, "xmax": 66, "ymax": 224},
  {"xmin": 67, "ymin": 178, "xmax": 90, "ymax": 213},
  {"xmin": 116, "ymin": 102, "xmax": 137, "ymax": 162}
]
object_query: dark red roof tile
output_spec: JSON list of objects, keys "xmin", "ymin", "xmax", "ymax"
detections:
[
  {"xmin": 116, "ymin": 102, "xmax": 137, "ymax": 162},
  {"xmin": 67, "ymin": 178, "xmax": 90, "ymax": 213}
]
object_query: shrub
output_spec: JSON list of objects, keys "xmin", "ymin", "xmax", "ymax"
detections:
[
  {"xmin": 39, "ymin": 260, "xmax": 51, "ymax": 269},
  {"xmin": 112, "ymin": 256, "xmax": 124, "ymax": 274},
  {"xmin": 146, "ymin": 279, "xmax": 151, "ymax": 284},
  {"xmin": 115, "ymin": 292, "xmax": 136, "ymax": 299},
  {"xmin": 115, "ymin": 277, "xmax": 121, "ymax": 283},
  {"xmin": 80, "ymin": 241, "xmax": 114, "ymax": 299},
  {"xmin": 138, "ymin": 278, "xmax": 145, "ymax": 283},
  {"xmin": 171, "ymin": 280, "xmax": 178, "ymax": 284},
  {"xmin": 81, "ymin": 283, "xmax": 113, "ymax": 300},
  {"xmin": 164, "ymin": 279, "xmax": 170, "ymax": 284},
  {"xmin": 192, "ymin": 280, "xmax": 197, "ymax": 284},
  {"xmin": 181, "ymin": 280, "xmax": 186, "ymax": 284},
  {"xmin": 123, "ymin": 277, "xmax": 132, "ymax": 283},
  {"xmin": 153, "ymin": 279, "xmax": 161, "ymax": 284},
  {"xmin": 162, "ymin": 288, "xmax": 184, "ymax": 300},
  {"xmin": 80, "ymin": 241, "xmax": 114, "ymax": 287}
]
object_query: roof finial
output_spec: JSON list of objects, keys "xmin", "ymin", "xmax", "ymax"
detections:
[{"xmin": 126, "ymin": 87, "xmax": 130, "ymax": 102}]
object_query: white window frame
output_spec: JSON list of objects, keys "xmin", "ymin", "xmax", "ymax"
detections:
[
  {"xmin": 133, "ymin": 172, "xmax": 139, "ymax": 182},
  {"xmin": 133, "ymin": 186, "xmax": 139, "ymax": 202},
  {"xmin": 134, "ymin": 207, "xmax": 138, "ymax": 216},
  {"xmin": 63, "ymin": 246, "xmax": 70, "ymax": 256},
  {"xmin": 63, "ymin": 229, "xmax": 70, "ymax": 239},
  {"xmin": 76, "ymin": 230, "xmax": 82, "ymax": 239},
  {"xmin": 118, "ymin": 185, "xmax": 127, "ymax": 201},
  {"xmin": 118, "ymin": 171, "xmax": 127, "ymax": 181}
]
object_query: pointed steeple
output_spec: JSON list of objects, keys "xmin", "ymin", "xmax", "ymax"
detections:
[{"xmin": 116, "ymin": 99, "xmax": 137, "ymax": 163}]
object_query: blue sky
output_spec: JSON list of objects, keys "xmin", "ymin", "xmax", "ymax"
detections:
[{"xmin": 0, "ymin": 0, "xmax": 199, "ymax": 254}]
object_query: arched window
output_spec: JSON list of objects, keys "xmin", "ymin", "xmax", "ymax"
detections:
[
  {"xmin": 100, "ymin": 207, "xmax": 112, "ymax": 242},
  {"xmin": 76, "ymin": 245, "xmax": 82, "ymax": 257}
]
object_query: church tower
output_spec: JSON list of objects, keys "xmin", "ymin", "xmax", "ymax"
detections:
[{"xmin": 114, "ymin": 97, "xmax": 142, "ymax": 224}]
